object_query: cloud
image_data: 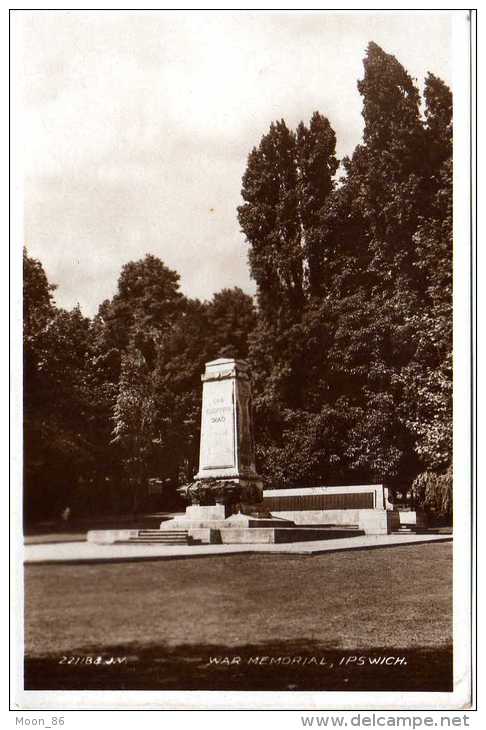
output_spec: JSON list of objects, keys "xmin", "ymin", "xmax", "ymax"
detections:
[{"xmin": 18, "ymin": 11, "xmax": 452, "ymax": 315}]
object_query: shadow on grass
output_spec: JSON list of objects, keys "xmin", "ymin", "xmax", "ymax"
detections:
[{"xmin": 25, "ymin": 640, "xmax": 452, "ymax": 692}]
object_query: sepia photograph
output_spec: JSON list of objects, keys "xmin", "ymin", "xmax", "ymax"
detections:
[{"xmin": 10, "ymin": 8, "xmax": 474, "ymax": 711}]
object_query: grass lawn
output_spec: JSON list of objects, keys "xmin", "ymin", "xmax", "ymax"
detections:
[{"xmin": 24, "ymin": 542, "xmax": 452, "ymax": 692}]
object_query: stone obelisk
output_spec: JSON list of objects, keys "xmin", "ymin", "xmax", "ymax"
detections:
[
  {"xmin": 160, "ymin": 358, "xmax": 263, "ymax": 529},
  {"xmin": 195, "ymin": 358, "xmax": 262, "ymax": 493}
]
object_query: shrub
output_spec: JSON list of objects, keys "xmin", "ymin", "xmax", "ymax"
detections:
[{"xmin": 412, "ymin": 466, "xmax": 452, "ymax": 518}]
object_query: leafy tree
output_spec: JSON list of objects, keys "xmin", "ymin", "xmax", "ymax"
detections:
[
  {"xmin": 98, "ymin": 265, "xmax": 257, "ymax": 503},
  {"xmin": 205, "ymin": 287, "xmax": 257, "ymax": 359},
  {"xmin": 89, "ymin": 255, "xmax": 186, "ymax": 506},
  {"xmin": 97, "ymin": 254, "xmax": 185, "ymax": 354},
  {"xmin": 239, "ymin": 113, "xmax": 339, "ymax": 463},
  {"xmin": 23, "ymin": 250, "xmax": 94, "ymax": 520},
  {"xmin": 316, "ymin": 43, "xmax": 448, "ymax": 491},
  {"xmin": 23, "ymin": 247, "xmax": 56, "ymax": 338},
  {"xmin": 352, "ymin": 41, "xmax": 426, "ymax": 288},
  {"xmin": 112, "ymin": 347, "xmax": 157, "ymax": 513},
  {"xmin": 238, "ymin": 115, "xmax": 339, "ymax": 313},
  {"xmin": 411, "ymin": 466, "xmax": 452, "ymax": 518},
  {"xmin": 238, "ymin": 120, "xmax": 303, "ymax": 316},
  {"xmin": 23, "ymin": 248, "xmax": 57, "ymax": 410},
  {"xmin": 149, "ymin": 289, "xmax": 257, "ymax": 488},
  {"xmin": 240, "ymin": 42, "xmax": 452, "ymax": 499},
  {"xmin": 296, "ymin": 112, "xmax": 339, "ymax": 296},
  {"xmin": 403, "ymin": 72, "xmax": 452, "ymax": 475}
]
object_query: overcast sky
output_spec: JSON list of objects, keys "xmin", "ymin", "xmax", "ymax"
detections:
[{"xmin": 18, "ymin": 11, "xmax": 453, "ymax": 316}]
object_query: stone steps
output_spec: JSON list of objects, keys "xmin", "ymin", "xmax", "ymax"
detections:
[{"xmin": 127, "ymin": 529, "xmax": 190, "ymax": 545}]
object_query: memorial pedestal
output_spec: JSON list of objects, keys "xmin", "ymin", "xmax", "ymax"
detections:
[
  {"xmin": 89, "ymin": 358, "xmax": 404, "ymax": 546},
  {"xmin": 160, "ymin": 505, "xmax": 294, "ymax": 530},
  {"xmin": 159, "ymin": 358, "xmax": 366, "ymax": 544},
  {"xmin": 161, "ymin": 357, "xmax": 268, "ymax": 539},
  {"xmin": 194, "ymin": 357, "xmax": 263, "ymax": 493},
  {"xmin": 160, "ymin": 505, "xmax": 310, "ymax": 544},
  {"xmin": 156, "ymin": 358, "xmax": 376, "ymax": 545}
]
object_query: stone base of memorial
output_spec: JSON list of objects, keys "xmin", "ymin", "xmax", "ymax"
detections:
[
  {"xmin": 160, "ymin": 507, "xmax": 299, "ymax": 544},
  {"xmin": 159, "ymin": 360, "xmax": 401, "ymax": 544},
  {"xmin": 159, "ymin": 357, "xmax": 298, "ymax": 543},
  {"xmin": 161, "ymin": 504, "xmax": 294, "ymax": 529},
  {"xmin": 159, "ymin": 482, "xmax": 297, "ymax": 543},
  {"xmin": 89, "ymin": 358, "xmax": 408, "ymax": 547}
]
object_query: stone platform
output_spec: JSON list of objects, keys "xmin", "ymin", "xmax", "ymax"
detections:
[
  {"xmin": 154, "ymin": 504, "xmax": 319, "ymax": 544},
  {"xmin": 210, "ymin": 526, "xmax": 363, "ymax": 544},
  {"xmin": 87, "ymin": 524, "xmax": 363, "ymax": 546},
  {"xmin": 159, "ymin": 505, "xmax": 295, "ymax": 531},
  {"xmin": 25, "ymin": 532, "xmax": 452, "ymax": 565}
]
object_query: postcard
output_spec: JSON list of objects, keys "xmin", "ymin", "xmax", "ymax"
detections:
[{"xmin": 10, "ymin": 8, "xmax": 475, "ymax": 713}]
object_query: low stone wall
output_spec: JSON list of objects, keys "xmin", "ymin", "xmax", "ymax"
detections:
[
  {"xmin": 264, "ymin": 508, "xmax": 361, "ymax": 527},
  {"xmin": 87, "ymin": 529, "xmax": 139, "ymax": 544},
  {"xmin": 263, "ymin": 485, "xmax": 397, "ymax": 535},
  {"xmin": 263, "ymin": 484, "xmax": 393, "ymax": 510}
]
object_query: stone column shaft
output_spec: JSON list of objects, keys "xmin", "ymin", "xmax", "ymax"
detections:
[{"xmin": 195, "ymin": 358, "xmax": 262, "ymax": 491}]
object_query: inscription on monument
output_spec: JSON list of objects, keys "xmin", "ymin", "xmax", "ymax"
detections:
[{"xmin": 199, "ymin": 378, "xmax": 236, "ymax": 470}]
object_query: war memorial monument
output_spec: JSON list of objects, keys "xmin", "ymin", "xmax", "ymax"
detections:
[{"xmin": 89, "ymin": 357, "xmax": 423, "ymax": 547}]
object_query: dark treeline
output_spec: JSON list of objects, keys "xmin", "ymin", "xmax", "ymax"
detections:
[
  {"xmin": 23, "ymin": 43, "xmax": 452, "ymax": 523},
  {"xmin": 24, "ymin": 251, "xmax": 256, "ymax": 521}
]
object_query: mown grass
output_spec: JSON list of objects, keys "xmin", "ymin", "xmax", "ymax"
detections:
[{"xmin": 24, "ymin": 542, "xmax": 452, "ymax": 691}]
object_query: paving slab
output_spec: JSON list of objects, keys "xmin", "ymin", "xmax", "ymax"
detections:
[{"xmin": 24, "ymin": 532, "xmax": 452, "ymax": 565}]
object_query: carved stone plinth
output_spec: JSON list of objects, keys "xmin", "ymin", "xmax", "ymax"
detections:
[
  {"xmin": 161, "ymin": 357, "xmax": 265, "ymax": 530},
  {"xmin": 194, "ymin": 358, "xmax": 262, "ymax": 494}
]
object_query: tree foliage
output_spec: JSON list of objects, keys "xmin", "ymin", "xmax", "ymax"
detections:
[
  {"xmin": 239, "ymin": 42, "xmax": 452, "ymax": 505},
  {"xmin": 238, "ymin": 113, "xmax": 338, "ymax": 315},
  {"xmin": 23, "ymin": 250, "xmax": 95, "ymax": 520},
  {"xmin": 23, "ymin": 42, "xmax": 453, "ymax": 521}
]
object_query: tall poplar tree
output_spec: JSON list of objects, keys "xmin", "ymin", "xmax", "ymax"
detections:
[
  {"xmin": 238, "ymin": 120, "xmax": 303, "ymax": 317},
  {"xmin": 237, "ymin": 113, "xmax": 339, "ymax": 480},
  {"xmin": 296, "ymin": 112, "xmax": 339, "ymax": 296},
  {"xmin": 238, "ymin": 42, "xmax": 452, "ymax": 498},
  {"xmin": 404, "ymin": 73, "xmax": 453, "ymax": 495}
]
